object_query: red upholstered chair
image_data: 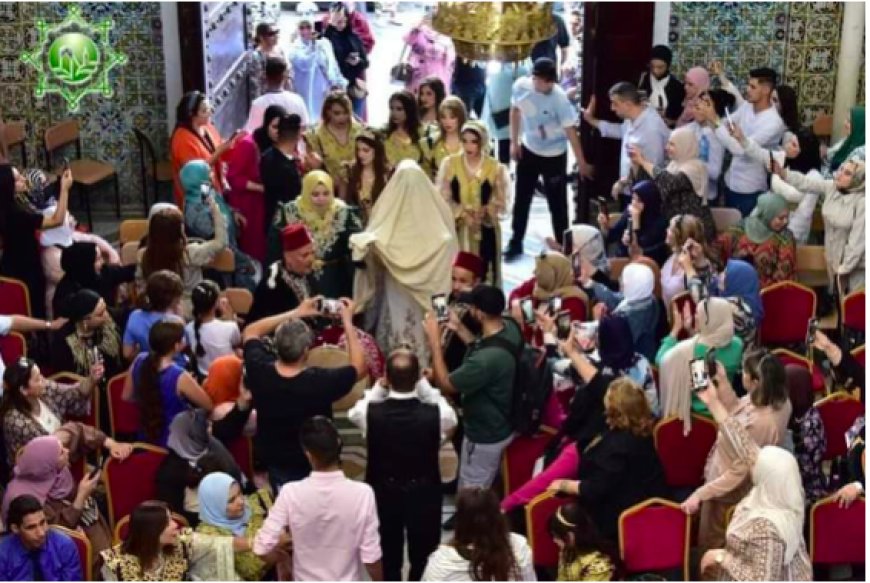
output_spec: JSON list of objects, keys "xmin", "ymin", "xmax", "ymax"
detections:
[
  {"xmin": 113, "ymin": 511, "xmax": 188, "ymax": 544},
  {"xmin": 524, "ymin": 491, "xmax": 570, "ymax": 569},
  {"xmin": 842, "ymin": 289, "xmax": 865, "ymax": 335},
  {"xmin": 809, "ymin": 495, "xmax": 865, "ymax": 565},
  {"xmin": 103, "ymin": 443, "xmax": 168, "ymax": 527},
  {"xmin": 759, "ymin": 282, "xmax": 816, "ymax": 347},
  {"xmin": 51, "ymin": 525, "xmax": 92, "ymax": 580},
  {"xmin": 814, "ymin": 392, "xmax": 863, "ymax": 460},
  {"xmin": 227, "ymin": 435, "xmax": 255, "ymax": 482},
  {"xmin": 668, "ymin": 292, "xmax": 695, "ymax": 341},
  {"xmin": 0, "ymin": 331, "xmax": 26, "ymax": 364},
  {"xmin": 0, "ymin": 276, "xmax": 32, "ymax": 316},
  {"xmin": 107, "ymin": 373, "xmax": 139, "ymax": 436},
  {"xmin": 653, "ymin": 415, "xmax": 718, "ymax": 489},
  {"xmin": 49, "ymin": 372, "xmax": 98, "ymax": 427},
  {"xmin": 619, "ymin": 498, "xmax": 690, "ymax": 580},
  {"xmin": 501, "ymin": 426, "xmax": 557, "ymax": 496},
  {"xmin": 852, "ymin": 345, "xmax": 865, "ymax": 367},
  {"xmin": 773, "ymin": 349, "xmax": 826, "ymax": 394}
]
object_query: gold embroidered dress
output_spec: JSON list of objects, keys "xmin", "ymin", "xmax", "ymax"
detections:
[{"xmin": 304, "ymin": 121, "xmax": 364, "ymax": 186}]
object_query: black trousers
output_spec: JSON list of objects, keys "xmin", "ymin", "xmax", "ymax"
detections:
[
  {"xmin": 373, "ymin": 483, "xmax": 442, "ymax": 581},
  {"xmin": 510, "ymin": 146, "xmax": 568, "ymax": 246}
]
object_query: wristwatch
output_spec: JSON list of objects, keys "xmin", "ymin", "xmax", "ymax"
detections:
[{"xmin": 44, "ymin": 320, "xmax": 51, "ymax": 330}]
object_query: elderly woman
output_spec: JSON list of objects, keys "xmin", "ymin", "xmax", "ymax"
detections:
[
  {"xmin": 695, "ymin": 370, "xmax": 811, "ymax": 581},
  {"xmin": 268, "ymin": 170, "xmax": 361, "ymax": 298},
  {"xmin": 717, "ymin": 191, "xmax": 797, "ymax": 288}
]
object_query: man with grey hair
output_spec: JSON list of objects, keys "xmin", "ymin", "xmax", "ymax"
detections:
[{"xmin": 242, "ymin": 295, "xmax": 367, "ymax": 491}]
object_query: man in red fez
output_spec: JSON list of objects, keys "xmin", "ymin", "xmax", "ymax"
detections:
[
  {"xmin": 248, "ymin": 223, "xmax": 319, "ymax": 322},
  {"xmin": 440, "ymin": 252, "xmax": 484, "ymax": 373}
]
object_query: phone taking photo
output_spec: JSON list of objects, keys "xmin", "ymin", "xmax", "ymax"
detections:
[
  {"xmin": 555, "ymin": 311, "xmax": 572, "ymax": 341},
  {"xmin": 548, "ymin": 296, "xmax": 562, "ymax": 316},
  {"xmin": 689, "ymin": 358, "xmax": 709, "ymax": 392},
  {"xmin": 431, "ymin": 294, "xmax": 449, "ymax": 323},
  {"xmin": 724, "ymin": 107, "xmax": 735, "ymax": 131},
  {"xmin": 519, "ymin": 298, "xmax": 535, "ymax": 325},
  {"xmin": 806, "ymin": 318, "xmax": 819, "ymax": 347}
]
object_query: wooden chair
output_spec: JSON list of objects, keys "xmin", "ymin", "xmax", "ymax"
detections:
[
  {"xmin": 208, "ymin": 248, "xmax": 235, "ymax": 272},
  {"xmin": 120, "ymin": 242, "xmax": 139, "ymax": 266},
  {"xmin": 224, "ymin": 287, "xmax": 253, "ymax": 316},
  {"xmin": 51, "ymin": 525, "xmax": 92, "ymax": 580},
  {"xmin": 812, "ymin": 114, "xmax": 834, "ymax": 144},
  {"xmin": 44, "ymin": 119, "xmax": 120, "ymax": 228},
  {"xmin": 711, "ymin": 207, "xmax": 742, "ymax": 233},
  {"xmin": 132, "ymin": 128, "xmax": 173, "ymax": 216},
  {"xmin": 796, "ymin": 245, "xmax": 828, "ymax": 288},
  {"xmin": 3, "ymin": 120, "xmax": 27, "ymax": 167},
  {"xmin": 119, "ymin": 219, "xmax": 149, "ymax": 246}
]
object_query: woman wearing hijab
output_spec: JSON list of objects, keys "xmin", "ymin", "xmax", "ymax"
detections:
[
  {"xmin": 551, "ymin": 224, "xmax": 614, "ymax": 288},
  {"xmin": 718, "ymin": 191, "xmax": 797, "ymax": 288},
  {"xmin": 289, "ymin": 19, "xmax": 347, "ymax": 118},
  {"xmin": 825, "ymin": 106, "xmax": 865, "ymax": 176},
  {"xmin": 597, "ymin": 180, "xmax": 668, "ymax": 265},
  {"xmin": 196, "ymin": 472, "xmax": 284, "ymax": 581},
  {"xmin": 657, "ymin": 297, "xmax": 744, "ymax": 430},
  {"xmin": 784, "ymin": 364, "xmax": 827, "ymax": 506},
  {"xmin": 682, "ymin": 349, "xmax": 792, "ymax": 553},
  {"xmin": 226, "ymin": 105, "xmax": 286, "ymax": 263},
  {"xmin": 774, "ymin": 159, "xmax": 865, "ymax": 293},
  {"xmin": 267, "ymin": 170, "xmax": 361, "ymax": 298},
  {"xmin": 695, "ymin": 372, "xmax": 811, "ymax": 581},
  {"xmin": 351, "ymin": 160, "xmax": 458, "ymax": 363},
  {"xmin": 676, "ymin": 67, "xmax": 710, "ymax": 128},
  {"xmin": 155, "ymin": 409, "xmax": 248, "ymax": 527},
  {"xmin": 710, "ymin": 259, "xmax": 763, "ymax": 351},
  {"xmin": 630, "ymin": 126, "xmax": 718, "ymax": 242},
  {"xmin": 53, "ymin": 241, "xmax": 135, "ymax": 323},
  {"xmin": 580, "ymin": 262, "xmax": 660, "ymax": 361},
  {"xmin": 1, "ymin": 435, "xmax": 113, "ymax": 566},
  {"xmin": 322, "ymin": 3, "xmax": 369, "ymax": 117},
  {"xmin": 0, "ymin": 165, "xmax": 72, "ymax": 318},
  {"xmin": 638, "ymin": 45, "xmax": 685, "ymax": 128}
]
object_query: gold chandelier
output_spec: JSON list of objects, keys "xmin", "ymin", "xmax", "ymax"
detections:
[{"xmin": 432, "ymin": 2, "xmax": 556, "ymax": 62}]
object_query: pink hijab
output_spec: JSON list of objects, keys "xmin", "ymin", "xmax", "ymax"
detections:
[
  {"xmin": 677, "ymin": 67, "xmax": 711, "ymax": 127},
  {"xmin": 1, "ymin": 436, "xmax": 75, "ymax": 520}
]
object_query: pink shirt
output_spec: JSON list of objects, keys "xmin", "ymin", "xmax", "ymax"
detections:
[{"xmin": 253, "ymin": 471, "xmax": 381, "ymax": 581}]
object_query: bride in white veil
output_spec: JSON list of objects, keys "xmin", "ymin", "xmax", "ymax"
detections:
[{"xmin": 350, "ymin": 159, "xmax": 458, "ymax": 364}]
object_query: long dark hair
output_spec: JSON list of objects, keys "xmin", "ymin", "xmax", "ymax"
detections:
[
  {"xmin": 172, "ymin": 91, "xmax": 216, "ymax": 153},
  {"xmin": 0, "ymin": 357, "xmax": 36, "ymax": 418},
  {"xmin": 743, "ymin": 349, "xmax": 789, "ymax": 409},
  {"xmin": 139, "ymin": 321, "xmax": 186, "ymax": 442},
  {"xmin": 347, "ymin": 133, "xmax": 388, "ymax": 208},
  {"xmin": 123, "ymin": 500, "xmax": 172, "ymax": 570},
  {"xmin": 142, "ymin": 208, "xmax": 186, "ymax": 280},
  {"xmin": 191, "ymin": 280, "xmax": 220, "ymax": 362},
  {"xmin": 548, "ymin": 503, "xmax": 621, "ymax": 573},
  {"xmin": 253, "ymin": 105, "xmax": 287, "ymax": 152},
  {"xmin": 452, "ymin": 488, "xmax": 518, "ymax": 581},
  {"xmin": 775, "ymin": 85, "xmax": 801, "ymax": 134},
  {"xmin": 417, "ymin": 76, "xmax": 446, "ymax": 117},
  {"xmin": 387, "ymin": 90, "xmax": 421, "ymax": 142}
]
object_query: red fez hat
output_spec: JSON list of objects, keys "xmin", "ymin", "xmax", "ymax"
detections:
[
  {"xmin": 453, "ymin": 252, "xmax": 484, "ymax": 279},
  {"xmin": 281, "ymin": 223, "xmax": 313, "ymax": 251}
]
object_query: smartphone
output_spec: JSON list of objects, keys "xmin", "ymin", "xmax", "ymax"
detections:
[
  {"xmin": 200, "ymin": 183, "xmax": 210, "ymax": 204},
  {"xmin": 62, "ymin": 157, "xmax": 70, "ymax": 171},
  {"xmin": 321, "ymin": 298, "xmax": 342, "ymax": 316},
  {"xmin": 431, "ymin": 294, "xmax": 449, "ymax": 323},
  {"xmin": 806, "ymin": 318, "xmax": 819, "ymax": 346},
  {"xmin": 548, "ymin": 296, "xmax": 562, "ymax": 316},
  {"xmin": 519, "ymin": 298, "xmax": 535, "ymax": 325},
  {"xmin": 768, "ymin": 150, "xmax": 774, "ymax": 172},
  {"xmin": 571, "ymin": 252, "xmax": 581, "ymax": 279},
  {"xmin": 705, "ymin": 347, "xmax": 718, "ymax": 387},
  {"xmin": 88, "ymin": 454, "xmax": 102, "ymax": 479},
  {"xmin": 657, "ymin": 95, "xmax": 664, "ymax": 110},
  {"xmin": 689, "ymin": 358, "xmax": 709, "ymax": 392},
  {"xmin": 555, "ymin": 310, "xmax": 572, "ymax": 340},
  {"xmin": 724, "ymin": 107, "xmax": 735, "ymax": 131}
]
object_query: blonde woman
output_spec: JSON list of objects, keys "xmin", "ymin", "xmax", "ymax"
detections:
[{"xmin": 419, "ymin": 96, "xmax": 466, "ymax": 179}]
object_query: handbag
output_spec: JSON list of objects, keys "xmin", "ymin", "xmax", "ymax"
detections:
[
  {"xmin": 390, "ymin": 42, "xmax": 414, "ymax": 84},
  {"xmin": 347, "ymin": 78, "xmax": 368, "ymax": 100}
]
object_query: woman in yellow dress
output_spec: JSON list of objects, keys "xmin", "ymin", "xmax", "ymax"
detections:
[
  {"xmin": 346, "ymin": 131, "xmax": 389, "ymax": 226},
  {"xmin": 419, "ymin": 95, "xmax": 466, "ymax": 180},
  {"xmin": 381, "ymin": 89, "xmax": 423, "ymax": 170},
  {"xmin": 436, "ymin": 120, "xmax": 510, "ymax": 287},
  {"xmin": 303, "ymin": 90, "xmax": 364, "ymax": 199}
]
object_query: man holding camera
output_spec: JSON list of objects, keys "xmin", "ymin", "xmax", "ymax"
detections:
[
  {"xmin": 249, "ymin": 223, "xmax": 318, "ymax": 323},
  {"xmin": 242, "ymin": 294, "xmax": 367, "ymax": 491}
]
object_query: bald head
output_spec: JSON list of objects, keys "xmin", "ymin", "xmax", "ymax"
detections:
[{"xmin": 386, "ymin": 349, "xmax": 420, "ymax": 393}]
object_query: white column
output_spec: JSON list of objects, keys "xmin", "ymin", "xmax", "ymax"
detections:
[
  {"xmin": 653, "ymin": 2, "xmax": 671, "ymax": 46},
  {"xmin": 161, "ymin": 2, "xmax": 183, "ymax": 139},
  {"xmin": 832, "ymin": 2, "xmax": 864, "ymax": 143}
]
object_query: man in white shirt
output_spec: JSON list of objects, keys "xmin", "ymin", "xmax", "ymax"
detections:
[
  {"xmin": 348, "ymin": 348, "xmax": 456, "ymax": 581},
  {"xmin": 583, "ymin": 81, "xmax": 671, "ymax": 198},
  {"xmin": 245, "ymin": 57, "xmax": 309, "ymax": 132},
  {"xmin": 709, "ymin": 67, "xmax": 784, "ymax": 217}
]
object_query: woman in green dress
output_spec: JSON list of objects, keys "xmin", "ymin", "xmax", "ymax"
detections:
[
  {"xmin": 419, "ymin": 95, "xmax": 466, "ymax": 180},
  {"xmin": 303, "ymin": 90, "xmax": 364, "ymax": 199},
  {"xmin": 382, "ymin": 89, "xmax": 423, "ymax": 171},
  {"xmin": 268, "ymin": 170, "xmax": 361, "ymax": 298},
  {"xmin": 435, "ymin": 120, "xmax": 510, "ymax": 287}
]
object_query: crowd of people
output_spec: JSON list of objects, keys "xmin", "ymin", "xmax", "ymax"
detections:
[{"xmin": 0, "ymin": 2, "xmax": 865, "ymax": 581}]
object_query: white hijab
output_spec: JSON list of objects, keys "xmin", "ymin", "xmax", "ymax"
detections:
[
  {"xmin": 728, "ymin": 445, "xmax": 805, "ymax": 564},
  {"xmin": 617, "ymin": 263, "xmax": 655, "ymax": 311},
  {"xmin": 666, "ymin": 126, "xmax": 708, "ymax": 201},
  {"xmin": 569, "ymin": 225, "xmax": 609, "ymax": 275},
  {"xmin": 350, "ymin": 160, "xmax": 458, "ymax": 311}
]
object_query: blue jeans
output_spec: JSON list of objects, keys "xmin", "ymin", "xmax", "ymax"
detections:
[
  {"xmin": 724, "ymin": 186, "xmax": 764, "ymax": 217},
  {"xmin": 351, "ymin": 95, "xmax": 365, "ymax": 119}
]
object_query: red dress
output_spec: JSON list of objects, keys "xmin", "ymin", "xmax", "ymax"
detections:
[{"xmin": 226, "ymin": 134, "xmax": 266, "ymax": 263}]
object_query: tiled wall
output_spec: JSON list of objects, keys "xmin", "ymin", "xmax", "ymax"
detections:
[
  {"xmin": 668, "ymin": 2, "xmax": 863, "ymax": 126},
  {"xmin": 0, "ymin": 2, "xmax": 168, "ymax": 213}
]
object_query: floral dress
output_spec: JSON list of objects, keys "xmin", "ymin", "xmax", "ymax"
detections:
[
  {"xmin": 383, "ymin": 129, "xmax": 423, "ymax": 170},
  {"xmin": 717, "ymin": 226, "xmax": 797, "ymax": 288},
  {"xmin": 101, "ymin": 529, "xmax": 194, "ymax": 581},
  {"xmin": 557, "ymin": 550, "xmax": 615, "ymax": 581},
  {"xmin": 793, "ymin": 407, "xmax": 827, "ymax": 505}
]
